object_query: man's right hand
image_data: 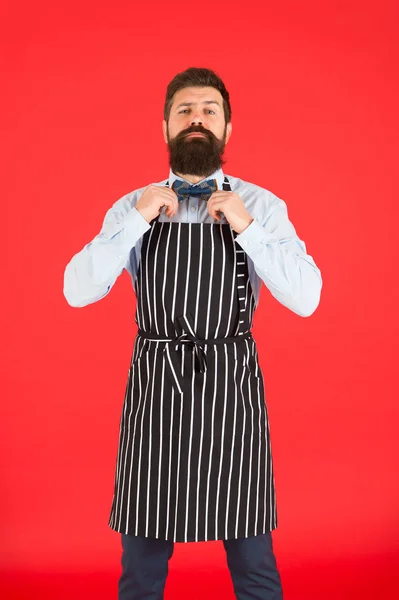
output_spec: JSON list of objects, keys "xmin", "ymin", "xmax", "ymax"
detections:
[{"xmin": 135, "ymin": 185, "xmax": 178, "ymax": 223}]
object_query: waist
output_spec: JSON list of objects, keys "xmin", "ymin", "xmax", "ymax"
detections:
[{"xmin": 137, "ymin": 328, "xmax": 252, "ymax": 346}]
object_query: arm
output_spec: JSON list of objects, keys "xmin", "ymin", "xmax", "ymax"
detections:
[
  {"xmin": 235, "ymin": 195, "xmax": 322, "ymax": 317},
  {"xmin": 63, "ymin": 193, "xmax": 150, "ymax": 308}
]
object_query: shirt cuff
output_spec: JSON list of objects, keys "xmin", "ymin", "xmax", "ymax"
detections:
[{"xmin": 235, "ymin": 218, "xmax": 279, "ymax": 254}]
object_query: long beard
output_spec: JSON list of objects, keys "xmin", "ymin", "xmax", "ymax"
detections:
[{"xmin": 166, "ymin": 125, "xmax": 227, "ymax": 177}]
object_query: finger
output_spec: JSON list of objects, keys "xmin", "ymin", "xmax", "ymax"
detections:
[
  {"xmin": 162, "ymin": 198, "xmax": 175, "ymax": 218},
  {"xmin": 169, "ymin": 191, "xmax": 178, "ymax": 215},
  {"xmin": 208, "ymin": 196, "xmax": 226, "ymax": 217},
  {"xmin": 208, "ymin": 200, "xmax": 221, "ymax": 220},
  {"xmin": 208, "ymin": 198, "xmax": 216, "ymax": 219},
  {"xmin": 158, "ymin": 188, "xmax": 178, "ymax": 215},
  {"xmin": 171, "ymin": 190, "xmax": 179, "ymax": 213},
  {"xmin": 163, "ymin": 187, "xmax": 179, "ymax": 213}
]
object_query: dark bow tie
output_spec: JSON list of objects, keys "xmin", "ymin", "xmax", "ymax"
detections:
[{"xmin": 171, "ymin": 178, "xmax": 218, "ymax": 203}]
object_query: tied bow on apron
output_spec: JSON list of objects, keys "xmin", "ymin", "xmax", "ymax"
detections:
[
  {"xmin": 138, "ymin": 313, "xmax": 252, "ymax": 396},
  {"xmin": 163, "ymin": 313, "xmax": 208, "ymax": 395}
]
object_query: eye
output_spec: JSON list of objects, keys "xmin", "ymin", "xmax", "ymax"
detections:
[{"xmin": 179, "ymin": 108, "xmax": 216, "ymax": 115}]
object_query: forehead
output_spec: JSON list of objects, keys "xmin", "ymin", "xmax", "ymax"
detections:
[{"xmin": 171, "ymin": 86, "xmax": 223, "ymax": 107}]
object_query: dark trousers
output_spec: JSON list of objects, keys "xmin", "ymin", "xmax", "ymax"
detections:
[{"xmin": 118, "ymin": 532, "xmax": 283, "ymax": 599}]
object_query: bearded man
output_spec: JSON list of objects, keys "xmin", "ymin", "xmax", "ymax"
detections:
[{"xmin": 64, "ymin": 66, "xmax": 322, "ymax": 600}]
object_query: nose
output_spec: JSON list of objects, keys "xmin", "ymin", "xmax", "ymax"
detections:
[{"xmin": 190, "ymin": 113, "xmax": 203, "ymax": 125}]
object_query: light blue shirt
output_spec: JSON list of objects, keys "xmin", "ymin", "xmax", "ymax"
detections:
[{"xmin": 63, "ymin": 167, "xmax": 322, "ymax": 317}]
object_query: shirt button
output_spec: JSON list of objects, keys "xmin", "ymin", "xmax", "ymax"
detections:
[{"xmin": 191, "ymin": 205, "xmax": 196, "ymax": 212}]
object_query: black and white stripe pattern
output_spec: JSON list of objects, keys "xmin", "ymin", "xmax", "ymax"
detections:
[{"xmin": 108, "ymin": 177, "xmax": 277, "ymax": 542}]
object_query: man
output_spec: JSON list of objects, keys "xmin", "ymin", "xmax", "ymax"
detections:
[{"xmin": 64, "ymin": 67, "xmax": 322, "ymax": 599}]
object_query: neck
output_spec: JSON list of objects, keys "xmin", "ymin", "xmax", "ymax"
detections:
[{"xmin": 174, "ymin": 171, "xmax": 213, "ymax": 184}]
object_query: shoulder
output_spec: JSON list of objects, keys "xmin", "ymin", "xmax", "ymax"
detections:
[{"xmin": 225, "ymin": 174, "xmax": 285, "ymax": 221}]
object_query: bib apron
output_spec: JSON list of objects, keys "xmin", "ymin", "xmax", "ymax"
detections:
[{"xmin": 108, "ymin": 176, "xmax": 277, "ymax": 542}]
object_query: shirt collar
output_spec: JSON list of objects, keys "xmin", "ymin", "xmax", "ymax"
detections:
[{"xmin": 168, "ymin": 167, "xmax": 225, "ymax": 191}]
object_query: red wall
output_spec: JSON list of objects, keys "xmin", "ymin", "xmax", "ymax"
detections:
[{"xmin": 2, "ymin": 1, "xmax": 398, "ymax": 598}]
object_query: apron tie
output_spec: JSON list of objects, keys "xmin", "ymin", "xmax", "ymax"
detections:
[
  {"xmin": 172, "ymin": 331, "xmax": 208, "ymax": 372},
  {"xmin": 163, "ymin": 313, "xmax": 208, "ymax": 395},
  {"xmin": 138, "ymin": 313, "xmax": 252, "ymax": 395}
]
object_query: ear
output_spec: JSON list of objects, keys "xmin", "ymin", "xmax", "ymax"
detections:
[
  {"xmin": 225, "ymin": 122, "xmax": 232, "ymax": 144},
  {"xmin": 162, "ymin": 120, "xmax": 168, "ymax": 143}
]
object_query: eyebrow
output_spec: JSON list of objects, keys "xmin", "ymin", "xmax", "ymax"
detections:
[{"xmin": 175, "ymin": 101, "xmax": 221, "ymax": 110}]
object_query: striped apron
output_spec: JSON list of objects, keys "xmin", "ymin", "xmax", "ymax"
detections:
[{"xmin": 108, "ymin": 176, "xmax": 277, "ymax": 542}]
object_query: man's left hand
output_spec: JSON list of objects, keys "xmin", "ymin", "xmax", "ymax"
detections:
[{"xmin": 208, "ymin": 191, "xmax": 254, "ymax": 234}]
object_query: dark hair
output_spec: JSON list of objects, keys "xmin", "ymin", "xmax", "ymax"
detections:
[{"xmin": 164, "ymin": 67, "xmax": 231, "ymax": 124}]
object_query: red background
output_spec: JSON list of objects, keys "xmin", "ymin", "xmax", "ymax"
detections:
[{"xmin": 2, "ymin": 1, "xmax": 398, "ymax": 598}]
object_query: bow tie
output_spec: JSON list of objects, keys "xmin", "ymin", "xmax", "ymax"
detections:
[{"xmin": 171, "ymin": 178, "xmax": 218, "ymax": 203}]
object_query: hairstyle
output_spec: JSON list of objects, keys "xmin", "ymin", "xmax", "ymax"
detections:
[{"xmin": 164, "ymin": 67, "xmax": 232, "ymax": 124}]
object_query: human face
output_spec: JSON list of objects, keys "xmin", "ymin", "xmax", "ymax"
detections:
[{"xmin": 162, "ymin": 86, "xmax": 232, "ymax": 181}]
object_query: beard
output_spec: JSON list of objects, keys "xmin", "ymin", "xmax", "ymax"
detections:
[{"xmin": 166, "ymin": 123, "xmax": 227, "ymax": 178}]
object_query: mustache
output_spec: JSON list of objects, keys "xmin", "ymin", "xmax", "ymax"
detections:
[{"xmin": 176, "ymin": 127, "xmax": 215, "ymax": 142}]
